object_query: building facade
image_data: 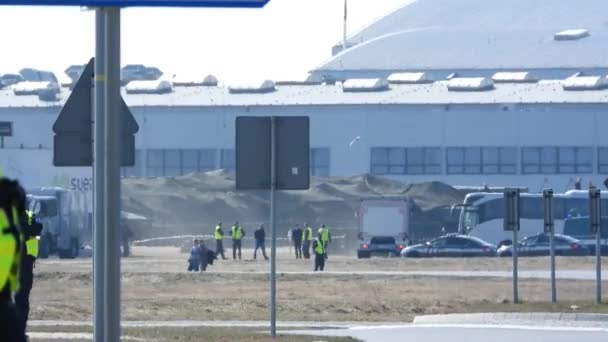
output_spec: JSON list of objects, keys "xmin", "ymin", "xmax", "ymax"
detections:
[{"xmin": 1, "ymin": 77, "xmax": 608, "ymax": 193}]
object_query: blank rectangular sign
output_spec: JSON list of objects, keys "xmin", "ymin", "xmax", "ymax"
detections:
[
  {"xmin": 236, "ymin": 116, "xmax": 310, "ymax": 190},
  {"xmin": 53, "ymin": 134, "xmax": 135, "ymax": 167},
  {"xmin": 275, "ymin": 116, "xmax": 310, "ymax": 190},
  {"xmin": 236, "ymin": 117, "xmax": 271, "ymax": 190}
]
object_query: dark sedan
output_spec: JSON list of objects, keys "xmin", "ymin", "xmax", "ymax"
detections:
[
  {"xmin": 400, "ymin": 234, "xmax": 496, "ymax": 258},
  {"xmin": 497, "ymin": 233, "xmax": 590, "ymax": 257}
]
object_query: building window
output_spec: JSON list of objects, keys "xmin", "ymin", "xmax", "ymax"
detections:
[
  {"xmin": 310, "ymin": 148, "xmax": 330, "ymax": 177},
  {"xmin": 145, "ymin": 149, "xmax": 218, "ymax": 176},
  {"xmin": 481, "ymin": 147, "xmax": 517, "ymax": 174},
  {"xmin": 199, "ymin": 149, "xmax": 217, "ymax": 172},
  {"xmin": 146, "ymin": 150, "xmax": 165, "ymax": 177},
  {"xmin": 447, "ymin": 147, "xmax": 517, "ymax": 175},
  {"xmin": 599, "ymin": 148, "xmax": 608, "ymax": 174},
  {"xmin": 370, "ymin": 148, "xmax": 405, "ymax": 175},
  {"xmin": 371, "ymin": 147, "xmax": 441, "ymax": 175},
  {"xmin": 181, "ymin": 149, "xmax": 200, "ymax": 174},
  {"xmin": 522, "ymin": 147, "xmax": 592, "ymax": 174},
  {"xmin": 405, "ymin": 147, "xmax": 441, "ymax": 174},
  {"xmin": 220, "ymin": 149, "xmax": 235, "ymax": 171},
  {"xmin": 121, "ymin": 150, "xmax": 142, "ymax": 178},
  {"xmin": 164, "ymin": 149, "xmax": 182, "ymax": 177},
  {"xmin": 447, "ymin": 147, "xmax": 481, "ymax": 174}
]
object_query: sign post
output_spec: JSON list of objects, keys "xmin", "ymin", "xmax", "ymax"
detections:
[
  {"xmin": 504, "ymin": 188, "xmax": 520, "ymax": 304},
  {"xmin": 590, "ymin": 189, "xmax": 602, "ymax": 304},
  {"xmin": 236, "ymin": 116, "xmax": 310, "ymax": 337},
  {"xmin": 93, "ymin": 10, "xmax": 106, "ymax": 342},
  {"xmin": 543, "ymin": 189, "xmax": 556, "ymax": 303}
]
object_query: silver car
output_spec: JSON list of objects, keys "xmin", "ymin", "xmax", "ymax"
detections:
[{"xmin": 401, "ymin": 234, "xmax": 496, "ymax": 258}]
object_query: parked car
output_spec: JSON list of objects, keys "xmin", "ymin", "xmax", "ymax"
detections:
[
  {"xmin": 497, "ymin": 233, "xmax": 590, "ymax": 257},
  {"xmin": 358, "ymin": 236, "xmax": 405, "ymax": 258},
  {"xmin": 400, "ymin": 234, "xmax": 496, "ymax": 258}
]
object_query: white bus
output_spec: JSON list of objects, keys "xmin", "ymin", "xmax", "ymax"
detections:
[{"xmin": 457, "ymin": 190, "xmax": 608, "ymax": 247}]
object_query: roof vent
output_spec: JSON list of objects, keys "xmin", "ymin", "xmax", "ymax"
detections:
[
  {"xmin": 125, "ymin": 79, "xmax": 174, "ymax": 94},
  {"xmin": 554, "ymin": 29, "xmax": 590, "ymax": 41},
  {"xmin": 38, "ymin": 88, "xmax": 60, "ymax": 102},
  {"xmin": 173, "ymin": 74, "xmax": 219, "ymax": 87},
  {"xmin": 492, "ymin": 72, "xmax": 537, "ymax": 83},
  {"xmin": 64, "ymin": 64, "xmax": 86, "ymax": 83},
  {"xmin": 229, "ymin": 80, "xmax": 276, "ymax": 94},
  {"xmin": 387, "ymin": 72, "xmax": 430, "ymax": 84},
  {"xmin": 562, "ymin": 76, "xmax": 608, "ymax": 90},
  {"xmin": 275, "ymin": 80, "xmax": 322, "ymax": 86},
  {"xmin": 19, "ymin": 68, "xmax": 58, "ymax": 82},
  {"xmin": 342, "ymin": 78, "xmax": 389, "ymax": 92},
  {"xmin": 447, "ymin": 77, "xmax": 494, "ymax": 91},
  {"xmin": 13, "ymin": 81, "xmax": 60, "ymax": 96},
  {"xmin": 1, "ymin": 74, "xmax": 24, "ymax": 86}
]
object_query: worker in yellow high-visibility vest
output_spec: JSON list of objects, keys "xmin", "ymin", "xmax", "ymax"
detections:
[
  {"xmin": 16, "ymin": 209, "xmax": 41, "ymax": 329},
  {"xmin": 230, "ymin": 221, "xmax": 245, "ymax": 260},
  {"xmin": 0, "ymin": 178, "xmax": 27, "ymax": 341}
]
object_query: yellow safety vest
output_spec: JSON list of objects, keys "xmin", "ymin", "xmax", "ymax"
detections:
[
  {"xmin": 318, "ymin": 227, "xmax": 329, "ymax": 242},
  {"xmin": 302, "ymin": 227, "xmax": 313, "ymax": 241},
  {"xmin": 314, "ymin": 239, "xmax": 325, "ymax": 255},
  {"xmin": 231, "ymin": 225, "xmax": 243, "ymax": 240},
  {"xmin": 26, "ymin": 210, "xmax": 33, "ymax": 226},
  {"xmin": 214, "ymin": 226, "xmax": 223, "ymax": 240},
  {"xmin": 26, "ymin": 237, "xmax": 39, "ymax": 258},
  {"xmin": 0, "ymin": 208, "xmax": 20, "ymax": 293}
]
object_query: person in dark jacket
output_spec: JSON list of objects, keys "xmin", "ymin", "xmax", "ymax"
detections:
[
  {"xmin": 198, "ymin": 240, "xmax": 210, "ymax": 271},
  {"xmin": 253, "ymin": 224, "xmax": 269, "ymax": 260},
  {"xmin": 291, "ymin": 224, "xmax": 303, "ymax": 259}
]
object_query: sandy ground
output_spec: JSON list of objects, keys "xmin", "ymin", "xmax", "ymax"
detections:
[
  {"xmin": 30, "ymin": 247, "xmax": 608, "ymax": 324},
  {"xmin": 38, "ymin": 246, "xmax": 608, "ymax": 274}
]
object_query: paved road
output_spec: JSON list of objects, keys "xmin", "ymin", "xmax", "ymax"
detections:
[{"xmin": 285, "ymin": 324, "xmax": 608, "ymax": 342}]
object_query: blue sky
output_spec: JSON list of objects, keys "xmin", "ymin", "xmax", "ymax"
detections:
[{"xmin": 0, "ymin": 0, "xmax": 408, "ymax": 84}]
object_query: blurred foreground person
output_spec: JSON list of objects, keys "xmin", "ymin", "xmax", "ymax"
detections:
[
  {"xmin": 0, "ymin": 178, "xmax": 28, "ymax": 341},
  {"xmin": 15, "ymin": 205, "xmax": 42, "ymax": 331}
]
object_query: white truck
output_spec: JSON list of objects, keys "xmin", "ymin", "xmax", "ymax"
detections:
[
  {"xmin": 27, "ymin": 187, "xmax": 92, "ymax": 258},
  {"xmin": 356, "ymin": 196, "xmax": 410, "ymax": 258}
]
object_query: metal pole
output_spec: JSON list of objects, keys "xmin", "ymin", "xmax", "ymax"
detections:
[
  {"xmin": 103, "ymin": 7, "xmax": 121, "ymax": 342},
  {"xmin": 512, "ymin": 223, "xmax": 518, "ymax": 304},
  {"xmin": 590, "ymin": 189, "xmax": 602, "ymax": 304},
  {"xmin": 270, "ymin": 116, "xmax": 277, "ymax": 338},
  {"xmin": 505, "ymin": 189, "xmax": 520, "ymax": 304},
  {"xmin": 93, "ymin": 8, "xmax": 106, "ymax": 342},
  {"xmin": 342, "ymin": 0, "xmax": 348, "ymax": 51},
  {"xmin": 544, "ymin": 189, "xmax": 556, "ymax": 303}
]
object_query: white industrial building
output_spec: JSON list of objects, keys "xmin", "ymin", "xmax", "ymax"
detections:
[{"xmin": 1, "ymin": 0, "xmax": 608, "ymax": 193}]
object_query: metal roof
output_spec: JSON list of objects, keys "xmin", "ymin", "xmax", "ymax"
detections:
[
  {"xmin": 319, "ymin": 0, "xmax": 608, "ymax": 72},
  {"xmin": 3, "ymin": 80, "xmax": 608, "ymax": 108}
]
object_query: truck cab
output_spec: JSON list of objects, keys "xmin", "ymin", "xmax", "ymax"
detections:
[
  {"xmin": 356, "ymin": 197, "xmax": 410, "ymax": 258},
  {"xmin": 28, "ymin": 187, "xmax": 91, "ymax": 259}
]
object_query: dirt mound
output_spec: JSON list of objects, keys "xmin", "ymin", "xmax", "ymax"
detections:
[{"xmin": 121, "ymin": 172, "xmax": 464, "ymax": 240}]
